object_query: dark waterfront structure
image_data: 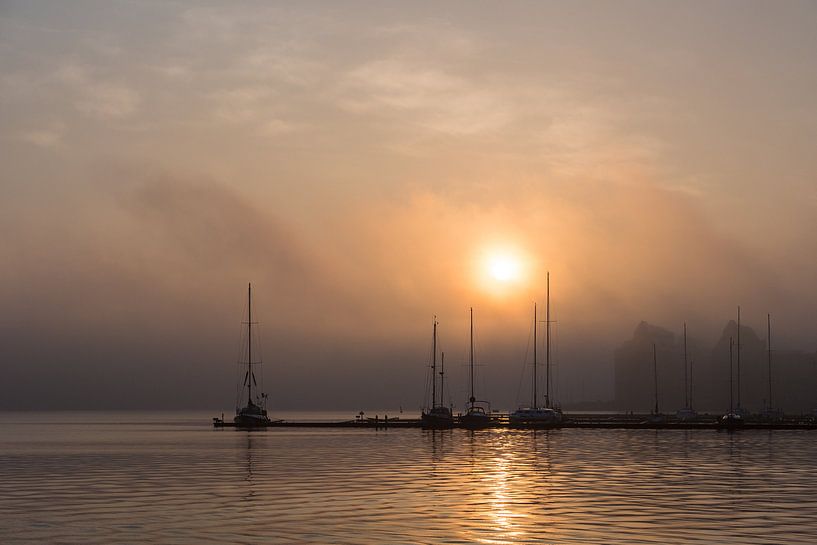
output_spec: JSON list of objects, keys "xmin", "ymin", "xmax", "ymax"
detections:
[
  {"xmin": 213, "ymin": 411, "xmax": 817, "ymax": 430},
  {"xmin": 615, "ymin": 320, "xmax": 817, "ymax": 414}
]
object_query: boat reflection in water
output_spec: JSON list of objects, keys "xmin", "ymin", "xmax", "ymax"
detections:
[{"xmin": 5, "ymin": 413, "xmax": 817, "ymax": 544}]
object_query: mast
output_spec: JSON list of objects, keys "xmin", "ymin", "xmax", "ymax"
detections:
[
  {"xmin": 247, "ymin": 283, "xmax": 252, "ymax": 405},
  {"xmin": 683, "ymin": 322, "xmax": 689, "ymax": 408},
  {"xmin": 432, "ymin": 316, "xmax": 437, "ymax": 408},
  {"xmin": 689, "ymin": 355, "xmax": 694, "ymax": 411},
  {"xmin": 533, "ymin": 301, "xmax": 537, "ymax": 408},
  {"xmin": 736, "ymin": 306, "xmax": 741, "ymax": 409},
  {"xmin": 469, "ymin": 307, "xmax": 475, "ymax": 407},
  {"xmin": 546, "ymin": 271, "xmax": 551, "ymax": 409},
  {"xmin": 653, "ymin": 343, "xmax": 659, "ymax": 415},
  {"xmin": 440, "ymin": 352, "xmax": 445, "ymax": 409},
  {"xmin": 729, "ymin": 336, "xmax": 734, "ymax": 414},
  {"xmin": 767, "ymin": 313, "xmax": 772, "ymax": 410}
]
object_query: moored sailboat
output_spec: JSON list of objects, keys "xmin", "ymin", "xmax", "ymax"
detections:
[
  {"xmin": 510, "ymin": 272, "xmax": 562, "ymax": 427},
  {"xmin": 647, "ymin": 343, "xmax": 667, "ymax": 423},
  {"xmin": 760, "ymin": 313, "xmax": 782, "ymax": 421},
  {"xmin": 676, "ymin": 322, "xmax": 698, "ymax": 421},
  {"xmin": 421, "ymin": 316, "xmax": 454, "ymax": 428},
  {"xmin": 233, "ymin": 283, "xmax": 272, "ymax": 428},
  {"xmin": 459, "ymin": 307, "xmax": 493, "ymax": 429},
  {"xmin": 720, "ymin": 336, "xmax": 743, "ymax": 428}
]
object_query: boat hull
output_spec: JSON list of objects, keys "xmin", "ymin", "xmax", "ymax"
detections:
[
  {"xmin": 422, "ymin": 406, "xmax": 454, "ymax": 428},
  {"xmin": 459, "ymin": 413, "xmax": 493, "ymax": 429},
  {"xmin": 234, "ymin": 414, "xmax": 273, "ymax": 428},
  {"xmin": 509, "ymin": 408, "xmax": 563, "ymax": 428},
  {"xmin": 676, "ymin": 408, "xmax": 698, "ymax": 421},
  {"xmin": 421, "ymin": 413, "xmax": 455, "ymax": 429},
  {"xmin": 234, "ymin": 401, "xmax": 272, "ymax": 428},
  {"xmin": 460, "ymin": 416, "xmax": 492, "ymax": 429}
]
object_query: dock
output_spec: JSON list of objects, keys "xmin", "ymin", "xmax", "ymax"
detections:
[{"xmin": 213, "ymin": 413, "xmax": 817, "ymax": 430}]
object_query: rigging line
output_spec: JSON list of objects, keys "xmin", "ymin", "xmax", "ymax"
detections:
[
  {"xmin": 548, "ymin": 317, "xmax": 557, "ymax": 405},
  {"xmin": 252, "ymin": 306, "xmax": 265, "ymax": 398},
  {"xmin": 514, "ymin": 316, "xmax": 534, "ymax": 407},
  {"xmin": 437, "ymin": 334, "xmax": 450, "ymax": 406},
  {"xmin": 422, "ymin": 321, "xmax": 436, "ymax": 409},
  {"xmin": 469, "ymin": 308, "xmax": 490, "ymax": 403},
  {"xmin": 234, "ymin": 294, "xmax": 250, "ymax": 409},
  {"xmin": 422, "ymin": 362, "xmax": 432, "ymax": 409},
  {"xmin": 424, "ymin": 318, "xmax": 438, "ymax": 410}
]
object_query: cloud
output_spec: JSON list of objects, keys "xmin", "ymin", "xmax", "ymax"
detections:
[
  {"xmin": 208, "ymin": 86, "xmax": 274, "ymax": 123},
  {"xmin": 241, "ymin": 46, "xmax": 324, "ymax": 88},
  {"xmin": 259, "ymin": 118, "xmax": 297, "ymax": 136},
  {"xmin": 18, "ymin": 123, "xmax": 64, "ymax": 148},
  {"xmin": 56, "ymin": 63, "xmax": 141, "ymax": 119},
  {"xmin": 117, "ymin": 176, "xmax": 311, "ymax": 280},
  {"xmin": 340, "ymin": 59, "xmax": 515, "ymax": 135}
]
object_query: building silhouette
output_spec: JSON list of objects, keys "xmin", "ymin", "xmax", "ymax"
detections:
[{"xmin": 615, "ymin": 320, "xmax": 817, "ymax": 413}]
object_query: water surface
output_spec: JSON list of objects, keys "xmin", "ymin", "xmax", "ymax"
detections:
[{"xmin": 1, "ymin": 411, "xmax": 816, "ymax": 544}]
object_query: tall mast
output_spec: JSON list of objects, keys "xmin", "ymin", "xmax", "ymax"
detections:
[
  {"xmin": 440, "ymin": 352, "xmax": 445, "ymax": 408},
  {"xmin": 736, "ymin": 306, "xmax": 741, "ymax": 409},
  {"xmin": 653, "ymin": 343, "xmax": 659, "ymax": 415},
  {"xmin": 247, "ymin": 282, "xmax": 252, "ymax": 405},
  {"xmin": 729, "ymin": 336, "xmax": 734, "ymax": 413},
  {"xmin": 533, "ymin": 301, "xmax": 537, "ymax": 408},
  {"xmin": 684, "ymin": 322, "xmax": 689, "ymax": 408},
  {"xmin": 469, "ymin": 307, "xmax": 475, "ymax": 407},
  {"xmin": 767, "ymin": 313, "xmax": 772, "ymax": 410},
  {"xmin": 432, "ymin": 316, "xmax": 437, "ymax": 408},
  {"xmin": 689, "ymin": 355, "xmax": 694, "ymax": 410},
  {"xmin": 546, "ymin": 271, "xmax": 551, "ymax": 409}
]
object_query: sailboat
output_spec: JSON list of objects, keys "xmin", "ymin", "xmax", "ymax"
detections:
[
  {"xmin": 761, "ymin": 313, "xmax": 782, "ymax": 421},
  {"xmin": 720, "ymin": 336, "xmax": 743, "ymax": 428},
  {"xmin": 733, "ymin": 306, "xmax": 748, "ymax": 418},
  {"xmin": 459, "ymin": 307, "xmax": 493, "ymax": 429},
  {"xmin": 233, "ymin": 283, "xmax": 273, "ymax": 428},
  {"xmin": 421, "ymin": 316, "xmax": 454, "ymax": 428},
  {"xmin": 510, "ymin": 272, "xmax": 562, "ymax": 426},
  {"xmin": 648, "ymin": 343, "xmax": 667, "ymax": 423},
  {"xmin": 676, "ymin": 322, "xmax": 698, "ymax": 420}
]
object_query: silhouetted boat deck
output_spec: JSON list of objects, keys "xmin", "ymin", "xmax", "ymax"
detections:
[{"xmin": 213, "ymin": 413, "xmax": 817, "ymax": 430}]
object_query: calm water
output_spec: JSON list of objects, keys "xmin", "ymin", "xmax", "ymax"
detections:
[{"xmin": 2, "ymin": 412, "xmax": 817, "ymax": 544}]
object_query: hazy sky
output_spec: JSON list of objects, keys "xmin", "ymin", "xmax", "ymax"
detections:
[{"xmin": 2, "ymin": 1, "xmax": 816, "ymax": 410}]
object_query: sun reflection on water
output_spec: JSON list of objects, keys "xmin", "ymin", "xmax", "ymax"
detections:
[{"xmin": 4, "ymin": 417, "xmax": 817, "ymax": 545}]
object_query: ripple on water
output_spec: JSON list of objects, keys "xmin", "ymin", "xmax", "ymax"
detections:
[{"xmin": 1, "ymin": 416, "xmax": 817, "ymax": 544}]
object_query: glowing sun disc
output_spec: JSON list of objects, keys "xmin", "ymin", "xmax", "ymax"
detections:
[{"xmin": 488, "ymin": 254, "xmax": 521, "ymax": 283}]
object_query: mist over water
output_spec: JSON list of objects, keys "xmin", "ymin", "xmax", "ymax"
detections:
[
  {"xmin": 2, "ymin": 412, "xmax": 817, "ymax": 544},
  {"xmin": 3, "ymin": 2, "xmax": 817, "ymax": 411}
]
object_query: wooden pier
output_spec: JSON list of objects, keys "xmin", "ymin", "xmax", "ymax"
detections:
[{"xmin": 213, "ymin": 413, "xmax": 817, "ymax": 430}]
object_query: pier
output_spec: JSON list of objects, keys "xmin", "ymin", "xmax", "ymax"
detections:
[{"xmin": 213, "ymin": 413, "xmax": 817, "ymax": 430}]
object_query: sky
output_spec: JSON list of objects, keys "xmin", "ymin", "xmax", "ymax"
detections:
[{"xmin": 1, "ymin": 1, "xmax": 816, "ymax": 410}]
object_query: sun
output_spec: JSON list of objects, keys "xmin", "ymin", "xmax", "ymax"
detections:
[
  {"xmin": 488, "ymin": 254, "xmax": 521, "ymax": 283},
  {"xmin": 474, "ymin": 244, "xmax": 531, "ymax": 296}
]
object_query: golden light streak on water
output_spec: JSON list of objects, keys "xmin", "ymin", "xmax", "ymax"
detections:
[{"xmin": 2, "ymin": 413, "xmax": 817, "ymax": 544}]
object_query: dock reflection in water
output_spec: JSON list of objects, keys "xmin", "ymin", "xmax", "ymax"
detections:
[{"xmin": 2, "ymin": 412, "xmax": 817, "ymax": 544}]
